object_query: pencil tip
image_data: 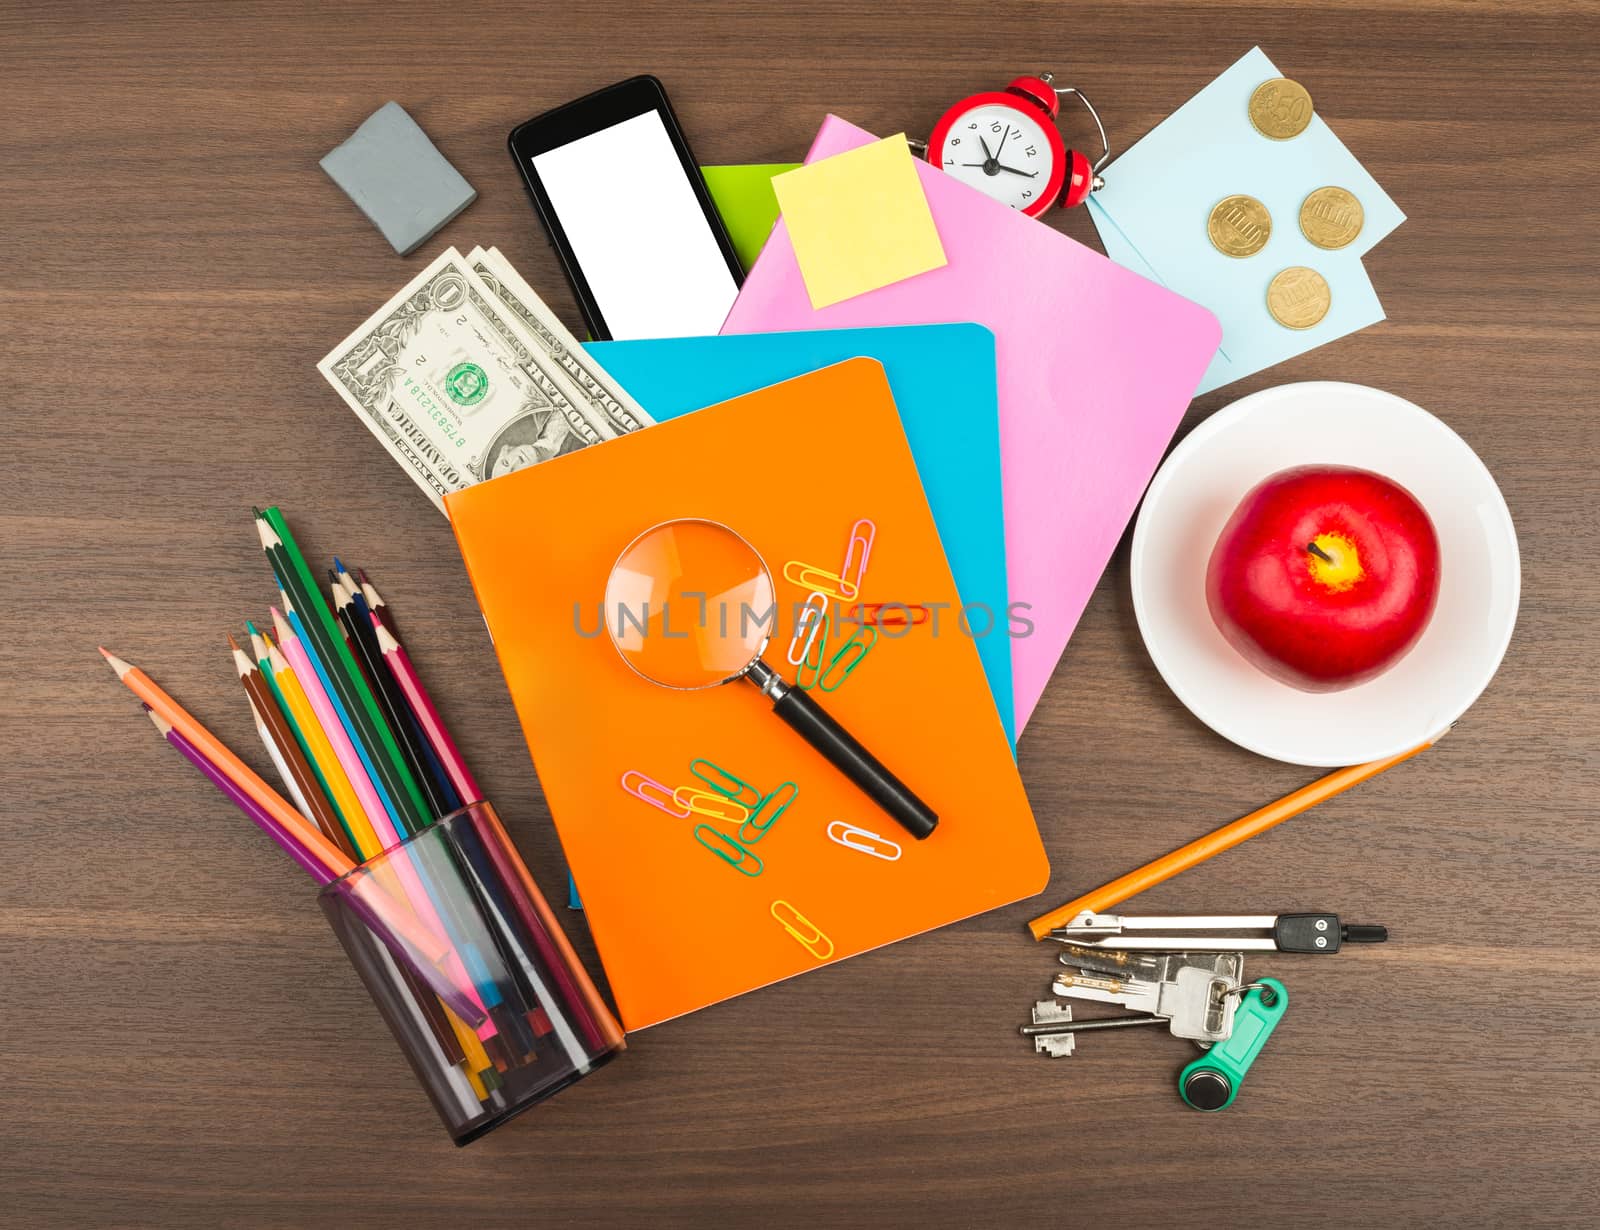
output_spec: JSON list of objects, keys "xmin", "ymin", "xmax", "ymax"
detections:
[
  {"xmin": 145, "ymin": 706, "xmax": 172, "ymax": 735},
  {"xmin": 246, "ymin": 619, "xmax": 259, "ymax": 636},
  {"xmin": 334, "ymin": 556, "xmax": 346, "ymax": 574},
  {"xmin": 227, "ymin": 632, "xmax": 241, "ymax": 651},
  {"xmin": 99, "ymin": 647, "xmax": 133, "ymax": 678}
]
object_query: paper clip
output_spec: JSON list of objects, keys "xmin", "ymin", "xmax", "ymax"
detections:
[
  {"xmin": 784, "ymin": 592, "xmax": 830, "ymax": 668},
  {"xmin": 672, "ymin": 786, "xmax": 751, "ymax": 826},
  {"xmin": 795, "ymin": 604, "xmax": 833, "ymax": 691},
  {"xmin": 819, "ymin": 624, "xmax": 877, "ymax": 693},
  {"xmin": 826, "ymin": 820, "xmax": 903, "ymax": 862},
  {"xmin": 839, "ymin": 518, "xmax": 876, "ymax": 599},
  {"xmin": 782, "ymin": 559, "xmax": 855, "ymax": 602},
  {"xmin": 847, "ymin": 602, "xmax": 929, "ymax": 629},
  {"xmin": 694, "ymin": 825, "xmax": 763, "ymax": 877},
  {"xmin": 689, "ymin": 758, "xmax": 762, "ymax": 808},
  {"xmin": 771, "ymin": 899, "xmax": 834, "ymax": 960},
  {"xmin": 739, "ymin": 781, "xmax": 798, "ymax": 844},
  {"xmin": 621, "ymin": 770, "xmax": 691, "ymax": 818}
]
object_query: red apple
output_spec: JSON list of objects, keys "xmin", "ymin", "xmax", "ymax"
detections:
[{"xmin": 1205, "ymin": 465, "xmax": 1441, "ymax": 692}]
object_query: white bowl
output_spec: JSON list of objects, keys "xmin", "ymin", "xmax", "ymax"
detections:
[{"xmin": 1131, "ymin": 382, "xmax": 1519, "ymax": 766}]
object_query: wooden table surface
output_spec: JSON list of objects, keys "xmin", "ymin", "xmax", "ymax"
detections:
[{"xmin": 4, "ymin": 2, "xmax": 1597, "ymax": 1225}]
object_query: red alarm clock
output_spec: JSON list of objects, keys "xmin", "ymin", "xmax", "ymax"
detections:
[{"xmin": 926, "ymin": 72, "xmax": 1110, "ymax": 216}]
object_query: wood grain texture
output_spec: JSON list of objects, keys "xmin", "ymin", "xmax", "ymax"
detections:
[{"xmin": 2, "ymin": 2, "xmax": 1597, "ymax": 1225}]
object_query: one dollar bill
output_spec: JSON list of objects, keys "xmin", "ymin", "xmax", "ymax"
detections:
[{"xmin": 317, "ymin": 247, "xmax": 625, "ymax": 513}]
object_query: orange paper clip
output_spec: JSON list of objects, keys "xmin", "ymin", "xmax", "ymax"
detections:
[
  {"xmin": 673, "ymin": 786, "xmax": 751, "ymax": 826},
  {"xmin": 784, "ymin": 592, "xmax": 830, "ymax": 668},
  {"xmin": 783, "ymin": 559, "xmax": 855, "ymax": 601},
  {"xmin": 621, "ymin": 769, "xmax": 691, "ymax": 818},
  {"xmin": 819, "ymin": 625, "xmax": 877, "ymax": 693},
  {"xmin": 770, "ymin": 899, "xmax": 834, "ymax": 960},
  {"xmin": 739, "ymin": 781, "xmax": 798, "ymax": 844},
  {"xmin": 847, "ymin": 602, "xmax": 929, "ymax": 628},
  {"xmin": 826, "ymin": 820, "xmax": 903, "ymax": 862},
  {"xmin": 694, "ymin": 825, "xmax": 763, "ymax": 876},
  {"xmin": 839, "ymin": 518, "xmax": 876, "ymax": 598}
]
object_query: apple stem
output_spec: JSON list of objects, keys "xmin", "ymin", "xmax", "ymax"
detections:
[{"xmin": 1306, "ymin": 541, "xmax": 1335, "ymax": 564}]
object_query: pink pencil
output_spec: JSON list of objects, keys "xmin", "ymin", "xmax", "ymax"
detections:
[
  {"xmin": 372, "ymin": 612, "xmax": 483, "ymax": 805},
  {"xmin": 271, "ymin": 606, "xmax": 398, "ymax": 849}
]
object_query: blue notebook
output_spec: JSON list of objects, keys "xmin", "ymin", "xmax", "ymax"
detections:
[{"xmin": 584, "ymin": 324, "xmax": 1014, "ymax": 747}]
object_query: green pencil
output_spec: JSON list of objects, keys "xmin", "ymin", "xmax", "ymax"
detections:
[{"xmin": 254, "ymin": 508, "xmax": 433, "ymax": 834}]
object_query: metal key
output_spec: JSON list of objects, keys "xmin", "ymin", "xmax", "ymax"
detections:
[
  {"xmin": 1056, "ymin": 947, "xmax": 1244, "ymax": 989},
  {"xmin": 1021, "ymin": 1000, "xmax": 1169, "ymax": 1057},
  {"xmin": 1053, "ymin": 963, "xmax": 1239, "ymax": 1043}
]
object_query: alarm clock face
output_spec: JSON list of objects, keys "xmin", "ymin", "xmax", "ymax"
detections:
[{"xmin": 936, "ymin": 103, "xmax": 1058, "ymax": 213}]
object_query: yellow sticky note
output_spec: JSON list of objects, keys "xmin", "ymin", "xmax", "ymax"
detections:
[{"xmin": 772, "ymin": 135, "xmax": 947, "ymax": 309}]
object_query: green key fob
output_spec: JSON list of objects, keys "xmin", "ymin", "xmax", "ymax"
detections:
[{"xmin": 1179, "ymin": 978, "xmax": 1288, "ymax": 1111}]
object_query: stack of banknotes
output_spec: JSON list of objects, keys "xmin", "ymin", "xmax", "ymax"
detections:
[{"xmin": 318, "ymin": 246, "xmax": 653, "ymax": 514}]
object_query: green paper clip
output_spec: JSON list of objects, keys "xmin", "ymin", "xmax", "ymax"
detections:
[
  {"xmin": 689, "ymin": 758, "xmax": 762, "ymax": 808},
  {"xmin": 1179, "ymin": 977, "xmax": 1288, "ymax": 1111},
  {"xmin": 693, "ymin": 824, "xmax": 763, "ymax": 876},
  {"xmin": 818, "ymin": 624, "xmax": 877, "ymax": 692},
  {"xmin": 739, "ymin": 781, "xmax": 798, "ymax": 844}
]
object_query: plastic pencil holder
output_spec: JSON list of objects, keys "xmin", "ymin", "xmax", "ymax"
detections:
[{"xmin": 319, "ymin": 801, "xmax": 625, "ymax": 1145}]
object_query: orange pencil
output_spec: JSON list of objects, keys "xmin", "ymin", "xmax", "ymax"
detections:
[
  {"xmin": 100, "ymin": 647, "xmax": 463, "ymax": 981},
  {"xmin": 1026, "ymin": 732, "xmax": 1446, "ymax": 940}
]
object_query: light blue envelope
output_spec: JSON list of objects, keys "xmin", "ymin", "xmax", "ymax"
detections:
[
  {"xmin": 584, "ymin": 324, "xmax": 1016, "ymax": 747},
  {"xmin": 1089, "ymin": 46, "xmax": 1403, "ymax": 394}
]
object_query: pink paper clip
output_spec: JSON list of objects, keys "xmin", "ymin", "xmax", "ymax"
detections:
[
  {"xmin": 785, "ymin": 592, "xmax": 830, "ymax": 667},
  {"xmin": 621, "ymin": 769, "xmax": 690, "ymax": 818},
  {"xmin": 839, "ymin": 518, "xmax": 876, "ymax": 599}
]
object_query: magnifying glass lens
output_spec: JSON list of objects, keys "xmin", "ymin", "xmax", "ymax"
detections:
[{"xmin": 605, "ymin": 519, "xmax": 774, "ymax": 690}]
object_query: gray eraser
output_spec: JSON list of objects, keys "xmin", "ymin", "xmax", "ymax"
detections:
[{"xmin": 320, "ymin": 102, "xmax": 477, "ymax": 255}]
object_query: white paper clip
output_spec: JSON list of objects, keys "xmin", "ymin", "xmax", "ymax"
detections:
[
  {"xmin": 785, "ymin": 591, "xmax": 830, "ymax": 667},
  {"xmin": 826, "ymin": 820, "xmax": 903, "ymax": 862}
]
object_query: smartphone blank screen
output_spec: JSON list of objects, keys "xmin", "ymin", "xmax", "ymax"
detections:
[{"xmin": 530, "ymin": 111, "xmax": 740, "ymax": 340}]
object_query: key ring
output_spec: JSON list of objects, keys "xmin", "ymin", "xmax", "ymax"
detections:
[
  {"xmin": 1225, "ymin": 981, "xmax": 1279, "ymax": 1006},
  {"xmin": 1039, "ymin": 72, "xmax": 1111, "ymax": 176}
]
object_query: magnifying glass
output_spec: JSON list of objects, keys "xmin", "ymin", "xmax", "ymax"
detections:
[{"xmin": 604, "ymin": 518, "xmax": 938, "ymax": 840}]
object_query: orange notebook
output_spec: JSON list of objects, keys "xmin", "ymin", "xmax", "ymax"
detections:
[{"xmin": 446, "ymin": 359, "xmax": 1047, "ymax": 1028}]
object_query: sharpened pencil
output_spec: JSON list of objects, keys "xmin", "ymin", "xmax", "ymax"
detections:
[
  {"xmin": 373, "ymin": 612, "xmax": 483, "ymax": 806},
  {"xmin": 231, "ymin": 633, "xmax": 351, "ymax": 857}
]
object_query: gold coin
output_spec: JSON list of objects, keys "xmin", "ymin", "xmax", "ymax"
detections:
[
  {"xmin": 1266, "ymin": 267, "xmax": 1331, "ymax": 329},
  {"xmin": 1207, "ymin": 194, "xmax": 1272, "ymax": 257},
  {"xmin": 1299, "ymin": 186, "xmax": 1364, "ymax": 249},
  {"xmin": 1248, "ymin": 77, "xmax": 1314, "ymax": 140}
]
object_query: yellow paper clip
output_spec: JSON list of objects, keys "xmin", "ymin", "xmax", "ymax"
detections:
[
  {"xmin": 771, "ymin": 899, "xmax": 834, "ymax": 960},
  {"xmin": 621, "ymin": 769, "xmax": 691, "ymax": 818},
  {"xmin": 784, "ymin": 592, "xmax": 830, "ymax": 668},
  {"xmin": 826, "ymin": 820, "xmax": 903, "ymax": 862},
  {"xmin": 783, "ymin": 559, "xmax": 855, "ymax": 602},
  {"xmin": 739, "ymin": 781, "xmax": 798, "ymax": 844},
  {"xmin": 689, "ymin": 758, "xmax": 762, "ymax": 808},
  {"xmin": 819, "ymin": 624, "xmax": 877, "ymax": 693},
  {"xmin": 673, "ymin": 786, "xmax": 751, "ymax": 826},
  {"xmin": 839, "ymin": 518, "xmax": 876, "ymax": 598},
  {"xmin": 694, "ymin": 825, "xmax": 764, "ymax": 876},
  {"xmin": 848, "ymin": 601, "xmax": 929, "ymax": 629}
]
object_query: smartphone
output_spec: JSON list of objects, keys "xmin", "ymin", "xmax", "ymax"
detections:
[{"xmin": 508, "ymin": 76, "xmax": 744, "ymax": 341}]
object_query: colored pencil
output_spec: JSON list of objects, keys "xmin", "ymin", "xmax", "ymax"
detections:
[
  {"xmin": 148, "ymin": 707, "xmax": 332, "ymax": 884},
  {"xmin": 249, "ymin": 694, "xmax": 315, "ymax": 821},
  {"xmin": 373, "ymin": 612, "xmax": 483, "ymax": 806},
  {"xmin": 251, "ymin": 620, "xmax": 358, "ymax": 853},
  {"xmin": 255, "ymin": 509, "xmax": 430, "ymax": 833},
  {"xmin": 331, "ymin": 574, "xmax": 450, "ymax": 819},
  {"xmin": 1026, "ymin": 732, "xmax": 1447, "ymax": 939},
  {"xmin": 231, "ymin": 633, "xmax": 351, "ymax": 857},
  {"xmin": 341, "ymin": 570, "xmax": 460, "ymax": 815},
  {"xmin": 265, "ymin": 636, "xmax": 380, "ymax": 860},
  {"xmin": 104, "ymin": 648, "xmax": 461, "ymax": 984},
  {"xmin": 357, "ymin": 567, "xmax": 395, "ymax": 636}
]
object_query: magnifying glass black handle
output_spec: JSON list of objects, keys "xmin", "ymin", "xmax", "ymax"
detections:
[{"xmin": 747, "ymin": 661, "xmax": 938, "ymax": 840}]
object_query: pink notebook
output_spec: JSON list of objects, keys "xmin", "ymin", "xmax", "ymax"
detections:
[{"xmin": 722, "ymin": 117, "xmax": 1221, "ymax": 733}]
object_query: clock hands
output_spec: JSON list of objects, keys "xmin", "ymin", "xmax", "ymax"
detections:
[
  {"xmin": 961, "ymin": 124, "xmax": 1036, "ymax": 182},
  {"xmin": 994, "ymin": 124, "xmax": 1011, "ymax": 159},
  {"xmin": 992, "ymin": 162, "xmax": 1037, "ymax": 179}
]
